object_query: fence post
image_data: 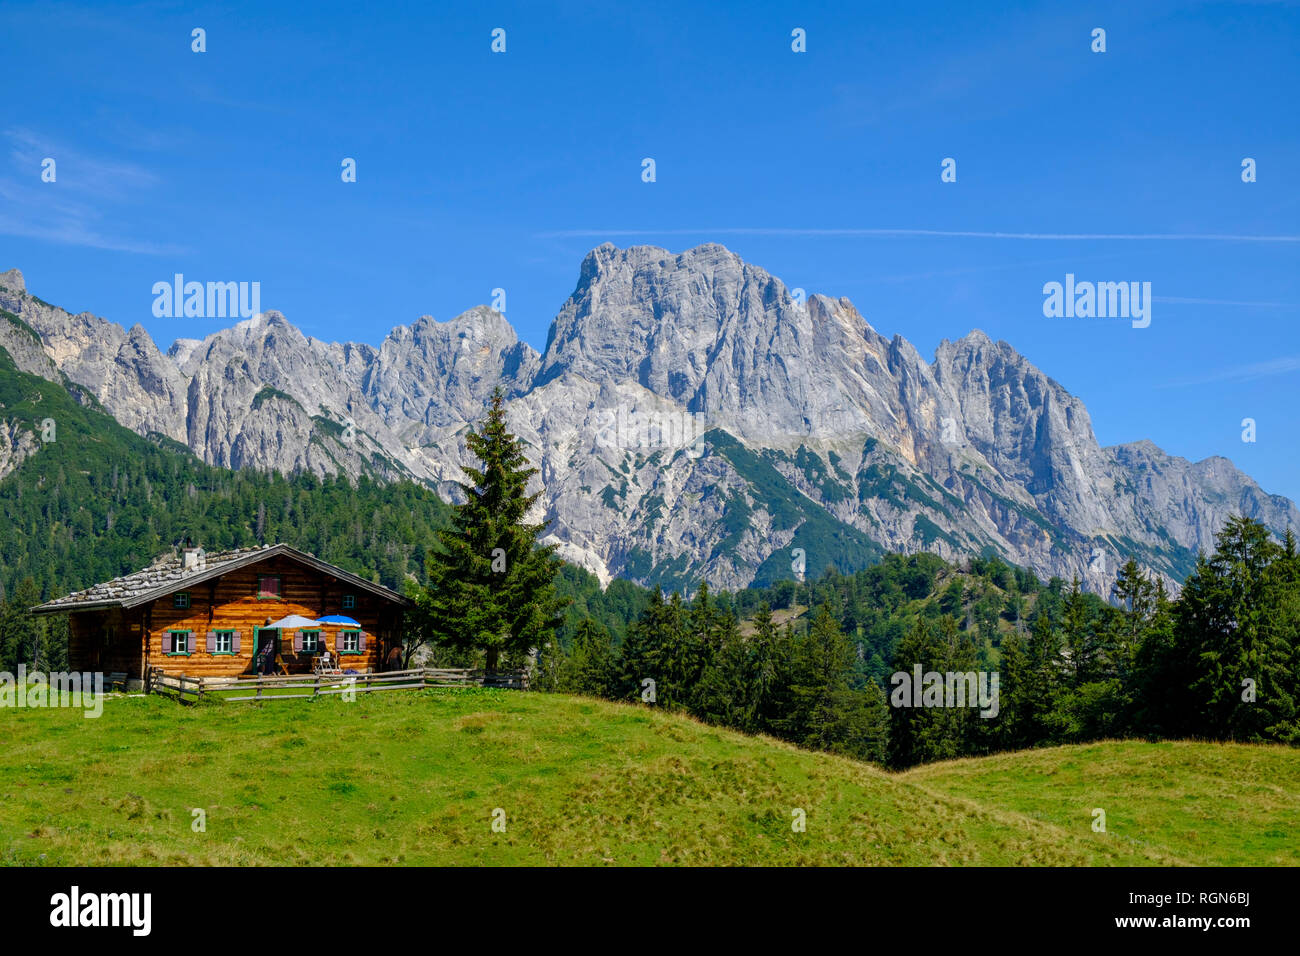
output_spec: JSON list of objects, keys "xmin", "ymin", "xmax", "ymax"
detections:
[{"xmin": 198, "ymin": 676, "xmax": 205, "ymax": 702}]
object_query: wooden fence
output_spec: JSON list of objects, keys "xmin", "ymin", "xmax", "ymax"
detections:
[{"xmin": 147, "ymin": 666, "xmax": 527, "ymax": 704}]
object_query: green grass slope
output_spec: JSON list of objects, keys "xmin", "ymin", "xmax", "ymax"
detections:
[
  {"xmin": 905, "ymin": 740, "xmax": 1298, "ymax": 866},
  {"xmin": 2, "ymin": 691, "xmax": 1293, "ymax": 866}
]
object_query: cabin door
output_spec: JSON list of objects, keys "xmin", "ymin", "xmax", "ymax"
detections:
[{"xmin": 253, "ymin": 628, "xmax": 279, "ymax": 675}]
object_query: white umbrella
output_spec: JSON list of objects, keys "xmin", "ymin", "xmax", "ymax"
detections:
[{"xmin": 263, "ymin": 614, "xmax": 321, "ymax": 630}]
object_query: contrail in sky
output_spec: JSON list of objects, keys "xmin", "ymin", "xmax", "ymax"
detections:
[{"xmin": 539, "ymin": 227, "xmax": 1300, "ymax": 242}]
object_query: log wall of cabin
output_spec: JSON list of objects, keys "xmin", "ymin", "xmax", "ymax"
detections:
[
  {"xmin": 143, "ymin": 555, "xmax": 401, "ymax": 677},
  {"xmin": 68, "ymin": 606, "xmax": 147, "ymax": 679}
]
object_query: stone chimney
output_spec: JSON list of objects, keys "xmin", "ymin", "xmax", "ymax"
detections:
[{"xmin": 182, "ymin": 546, "xmax": 206, "ymax": 571}]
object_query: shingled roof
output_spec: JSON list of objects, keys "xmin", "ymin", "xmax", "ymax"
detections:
[{"xmin": 30, "ymin": 543, "xmax": 413, "ymax": 614}]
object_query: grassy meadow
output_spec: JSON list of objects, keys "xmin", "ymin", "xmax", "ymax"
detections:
[{"xmin": 2, "ymin": 689, "xmax": 1295, "ymax": 866}]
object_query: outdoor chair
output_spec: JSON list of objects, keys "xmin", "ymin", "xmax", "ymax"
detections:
[{"xmin": 312, "ymin": 653, "xmax": 343, "ymax": 678}]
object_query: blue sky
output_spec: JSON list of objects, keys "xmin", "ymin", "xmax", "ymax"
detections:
[{"xmin": 1, "ymin": 0, "xmax": 1297, "ymax": 501}]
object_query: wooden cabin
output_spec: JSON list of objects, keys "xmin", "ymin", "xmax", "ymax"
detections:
[{"xmin": 31, "ymin": 544, "xmax": 413, "ymax": 687}]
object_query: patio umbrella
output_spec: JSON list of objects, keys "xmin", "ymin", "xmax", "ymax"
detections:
[
  {"xmin": 263, "ymin": 614, "xmax": 322, "ymax": 630},
  {"xmin": 315, "ymin": 615, "xmax": 360, "ymax": 627}
]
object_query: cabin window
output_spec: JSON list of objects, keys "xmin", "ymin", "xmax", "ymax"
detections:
[
  {"xmin": 257, "ymin": 575, "xmax": 282, "ymax": 600},
  {"xmin": 173, "ymin": 591, "xmax": 190, "ymax": 609},
  {"xmin": 342, "ymin": 594, "xmax": 356, "ymax": 609},
  {"xmin": 168, "ymin": 630, "xmax": 191, "ymax": 655},
  {"xmin": 213, "ymin": 630, "xmax": 234, "ymax": 655},
  {"xmin": 340, "ymin": 630, "xmax": 361, "ymax": 654},
  {"xmin": 301, "ymin": 630, "xmax": 320, "ymax": 653}
]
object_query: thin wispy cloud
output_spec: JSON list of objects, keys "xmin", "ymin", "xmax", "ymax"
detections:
[
  {"xmin": 1158, "ymin": 355, "xmax": 1300, "ymax": 389},
  {"xmin": 538, "ymin": 228, "xmax": 1300, "ymax": 242},
  {"xmin": 1154, "ymin": 296, "xmax": 1298, "ymax": 309},
  {"xmin": 842, "ymin": 253, "xmax": 1126, "ymax": 285},
  {"xmin": 6, "ymin": 127, "xmax": 158, "ymax": 198},
  {"xmin": 0, "ymin": 212, "xmax": 185, "ymax": 256},
  {"xmin": 0, "ymin": 128, "xmax": 183, "ymax": 255}
]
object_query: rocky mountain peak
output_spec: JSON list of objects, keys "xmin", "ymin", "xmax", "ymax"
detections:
[
  {"xmin": 3, "ymin": 245, "xmax": 1296, "ymax": 596},
  {"xmin": 959, "ymin": 328, "xmax": 994, "ymax": 348},
  {"xmin": 0, "ymin": 268, "xmax": 24, "ymax": 293},
  {"xmin": 539, "ymin": 242, "xmax": 795, "ymax": 391},
  {"xmin": 409, "ymin": 305, "xmax": 518, "ymax": 346},
  {"xmin": 167, "ymin": 338, "xmax": 202, "ymax": 367}
]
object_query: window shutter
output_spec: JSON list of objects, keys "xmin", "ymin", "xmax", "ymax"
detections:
[
  {"xmin": 206, "ymin": 631, "xmax": 216, "ymax": 653},
  {"xmin": 162, "ymin": 633, "xmax": 172, "ymax": 654},
  {"xmin": 232, "ymin": 631, "xmax": 242, "ymax": 654},
  {"xmin": 358, "ymin": 631, "xmax": 367, "ymax": 653},
  {"xmin": 294, "ymin": 630, "xmax": 303, "ymax": 653}
]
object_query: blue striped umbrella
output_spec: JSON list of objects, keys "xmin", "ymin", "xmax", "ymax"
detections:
[{"xmin": 315, "ymin": 615, "xmax": 361, "ymax": 627}]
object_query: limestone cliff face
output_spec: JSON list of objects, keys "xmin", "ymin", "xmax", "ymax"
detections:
[
  {"xmin": 3, "ymin": 247, "xmax": 1295, "ymax": 594},
  {"xmin": 2, "ymin": 270, "xmax": 185, "ymax": 439},
  {"xmin": 364, "ymin": 306, "xmax": 540, "ymax": 446},
  {"xmin": 0, "ymin": 418, "xmax": 40, "ymax": 482}
]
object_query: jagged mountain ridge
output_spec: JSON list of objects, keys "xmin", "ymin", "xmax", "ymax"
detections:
[{"xmin": 1, "ymin": 249, "xmax": 1294, "ymax": 595}]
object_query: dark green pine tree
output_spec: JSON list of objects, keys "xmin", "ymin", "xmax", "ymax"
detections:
[
  {"xmin": 678, "ymin": 582, "xmax": 720, "ymax": 709},
  {"xmin": 887, "ymin": 615, "xmax": 982, "ymax": 767},
  {"xmin": 1026, "ymin": 610, "xmax": 1066, "ymax": 716},
  {"xmin": 419, "ymin": 387, "xmax": 565, "ymax": 672},
  {"xmin": 0, "ymin": 577, "xmax": 44, "ymax": 671},
  {"xmin": 1176, "ymin": 516, "xmax": 1297, "ymax": 741},
  {"xmin": 1129, "ymin": 576, "xmax": 1193, "ymax": 738},
  {"xmin": 779, "ymin": 604, "xmax": 889, "ymax": 763},
  {"xmin": 998, "ymin": 621, "xmax": 1049, "ymax": 751},
  {"xmin": 692, "ymin": 610, "xmax": 750, "ymax": 730},
  {"xmin": 1060, "ymin": 576, "xmax": 1103, "ymax": 686},
  {"xmin": 1264, "ymin": 530, "xmax": 1300, "ymax": 742},
  {"xmin": 1110, "ymin": 558, "xmax": 1157, "ymax": 681},
  {"xmin": 562, "ymin": 617, "xmax": 618, "ymax": 698},
  {"xmin": 747, "ymin": 602, "xmax": 792, "ymax": 734},
  {"xmin": 617, "ymin": 588, "xmax": 688, "ymax": 704}
]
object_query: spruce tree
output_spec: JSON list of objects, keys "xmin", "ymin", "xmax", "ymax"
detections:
[
  {"xmin": 747, "ymin": 602, "xmax": 789, "ymax": 733},
  {"xmin": 419, "ymin": 387, "xmax": 564, "ymax": 672},
  {"xmin": 680, "ymin": 582, "xmax": 719, "ymax": 709},
  {"xmin": 1110, "ymin": 558, "xmax": 1156, "ymax": 682},
  {"xmin": 887, "ymin": 616, "xmax": 980, "ymax": 766},
  {"xmin": 1060, "ymin": 576, "xmax": 1101, "ymax": 685},
  {"xmin": 1130, "ymin": 577, "xmax": 1194, "ymax": 738},
  {"xmin": 782, "ymin": 604, "xmax": 889, "ymax": 762},
  {"xmin": 1176, "ymin": 516, "xmax": 1296, "ymax": 740},
  {"xmin": 563, "ymin": 618, "xmax": 618, "ymax": 698},
  {"xmin": 0, "ymin": 578, "xmax": 44, "ymax": 671},
  {"xmin": 618, "ymin": 588, "xmax": 686, "ymax": 703},
  {"xmin": 693, "ymin": 611, "xmax": 749, "ymax": 729},
  {"xmin": 997, "ymin": 628, "xmax": 1034, "ymax": 750},
  {"xmin": 1265, "ymin": 530, "xmax": 1300, "ymax": 742}
]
